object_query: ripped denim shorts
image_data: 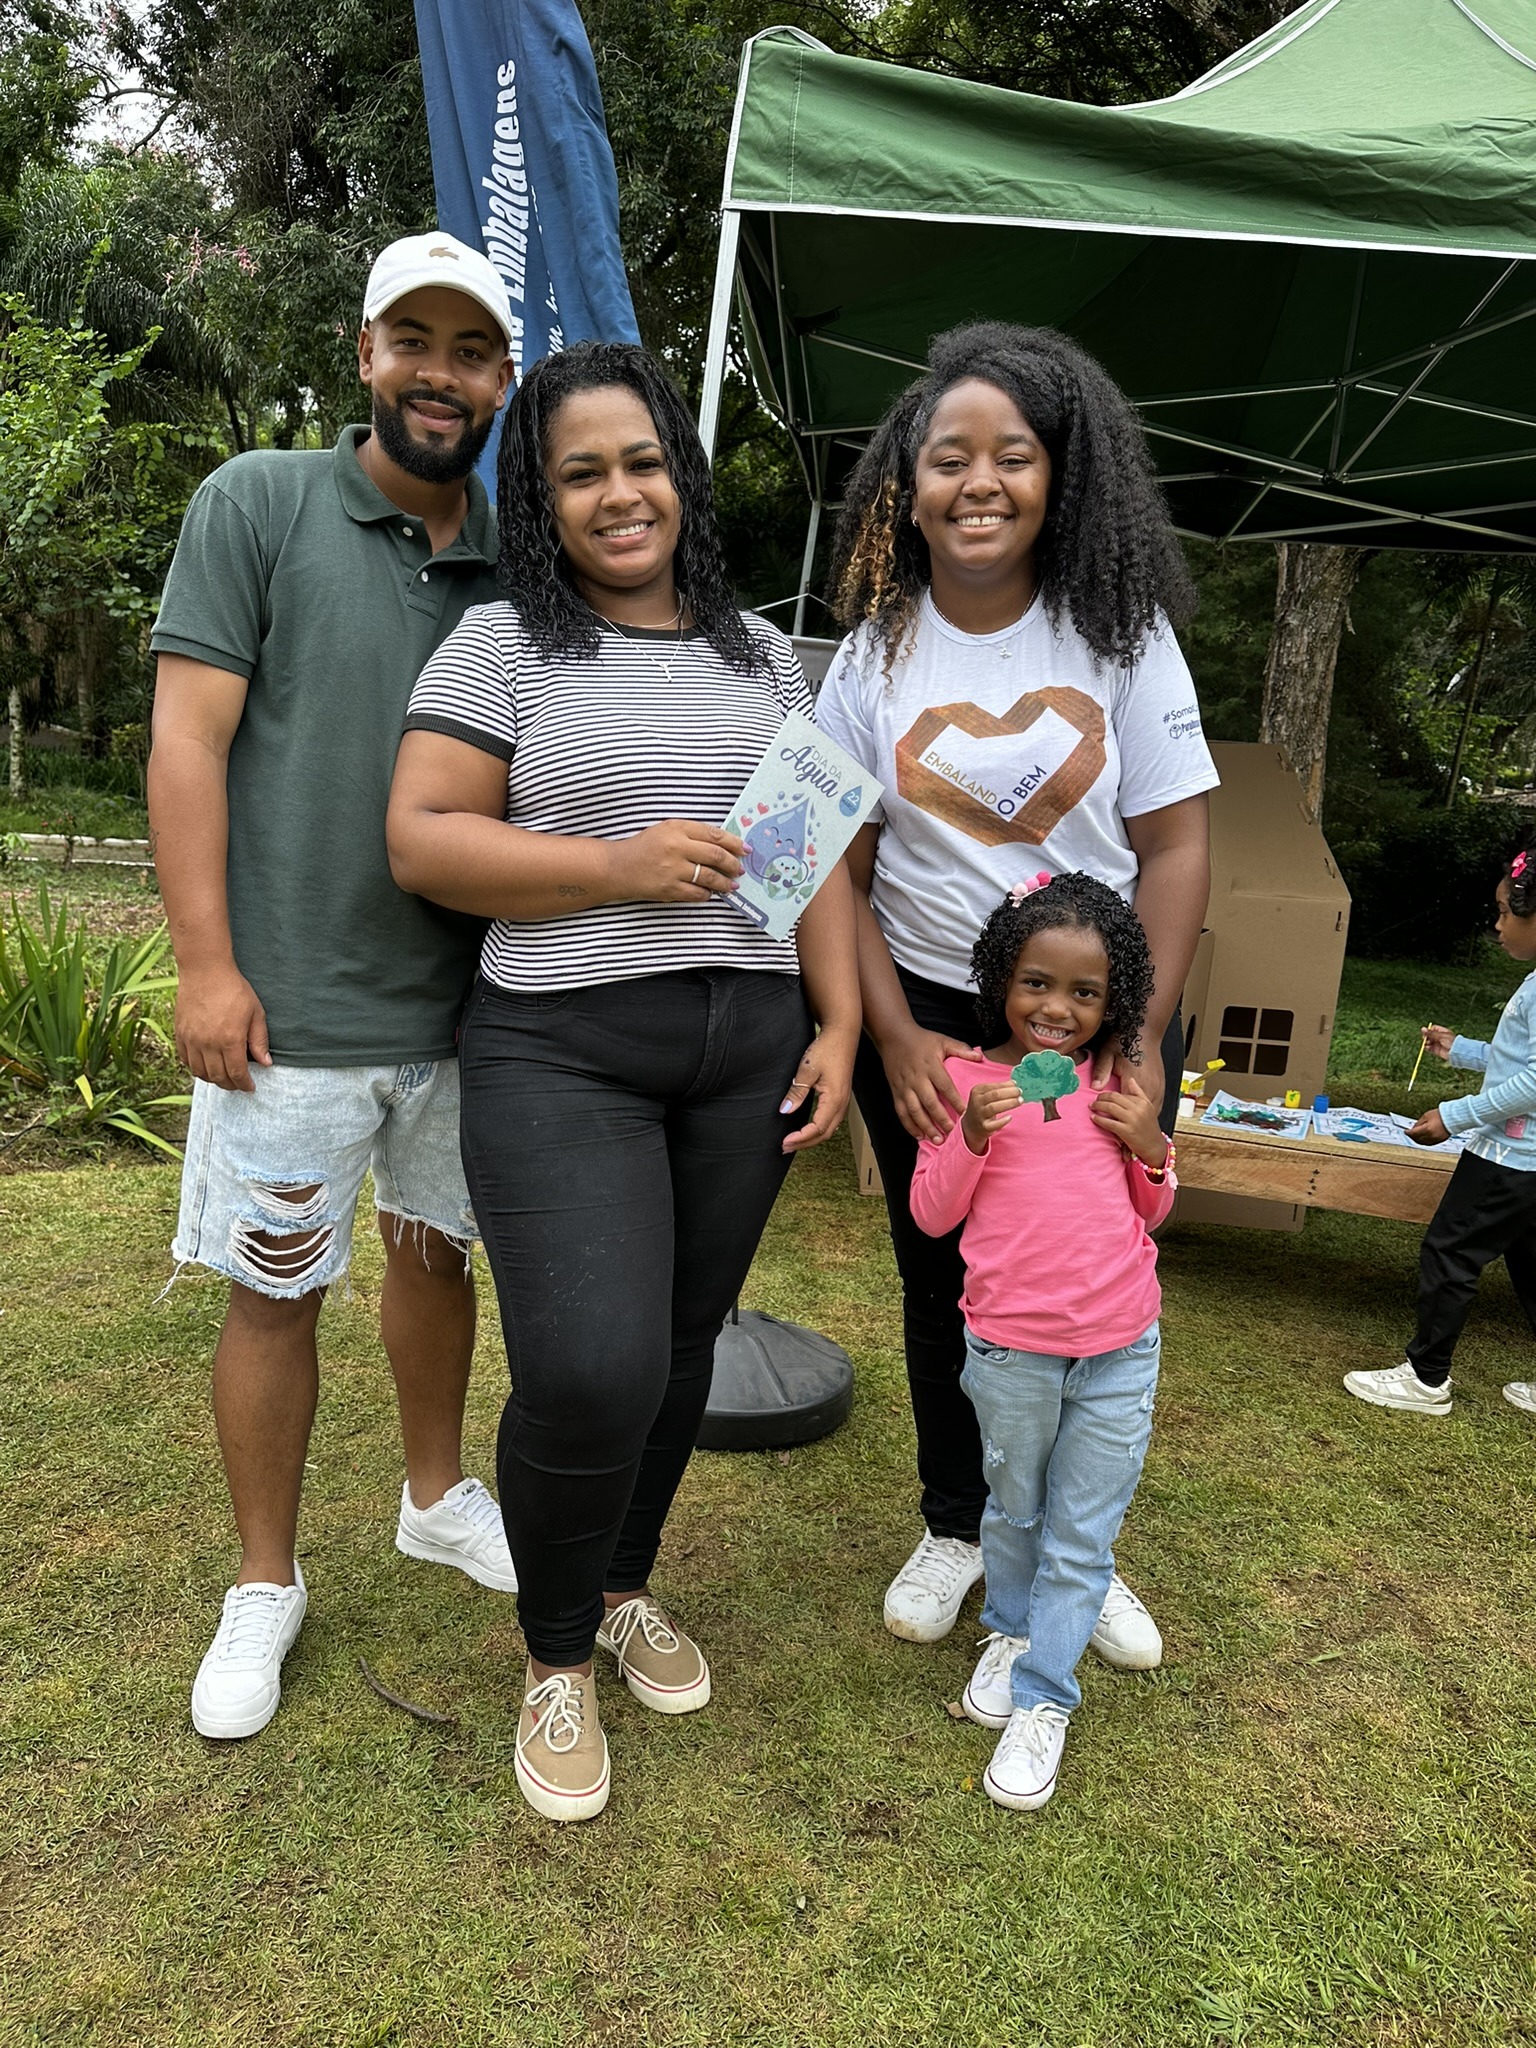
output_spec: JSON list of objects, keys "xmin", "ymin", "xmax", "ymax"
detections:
[{"xmin": 170, "ymin": 1061, "xmax": 477, "ymax": 1299}]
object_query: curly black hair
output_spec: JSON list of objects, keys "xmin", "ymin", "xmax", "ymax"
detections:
[
  {"xmin": 969, "ymin": 871, "xmax": 1155, "ymax": 1062},
  {"xmin": 1504, "ymin": 842, "xmax": 1536, "ymax": 917},
  {"xmin": 829, "ymin": 322, "xmax": 1194, "ymax": 674},
  {"xmin": 495, "ymin": 341, "xmax": 768, "ymax": 671}
]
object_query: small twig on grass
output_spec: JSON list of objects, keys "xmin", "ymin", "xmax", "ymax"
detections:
[{"xmin": 358, "ymin": 1656, "xmax": 458, "ymax": 1726}]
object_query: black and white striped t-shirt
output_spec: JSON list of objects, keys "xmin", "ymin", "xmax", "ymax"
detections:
[{"xmin": 403, "ymin": 603, "xmax": 812, "ymax": 992}]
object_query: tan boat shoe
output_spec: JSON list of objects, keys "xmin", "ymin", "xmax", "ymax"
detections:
[
  {"xmin": 595, "ymin": 1594, "xmax": 711, "ymax": 1714},
  {"xmin": 514, "ymin": 1664, "xmax": 610, "ymax": 1823}
]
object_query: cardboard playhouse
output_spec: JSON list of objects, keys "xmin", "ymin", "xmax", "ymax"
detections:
[
  {"xmin": 1175, "ymin": 742, "xmax": 1351, "ymax": 1231},
  {"xmin": 845, "ymin": 741, "xmax": 1352, "ymax": 1229}
]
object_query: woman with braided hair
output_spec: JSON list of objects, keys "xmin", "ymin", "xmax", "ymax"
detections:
[
  {"xmin": 814, "ymin": 322, "xmax": 1218, "ymax": 1655},
  {"xmin": 388, "ymin": 342, "xmax": 859, "ymax": 1822}
]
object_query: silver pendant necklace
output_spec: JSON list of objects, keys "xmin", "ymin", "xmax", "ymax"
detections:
[{"xmin": 930, "ymin": 592, "xmax": 1034, "ymax": 659}]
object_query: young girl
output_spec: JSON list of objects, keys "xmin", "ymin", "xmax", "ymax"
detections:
[
  {"xmin": 909, "ymin": 871, "xmax": 1174, "ymax": 1812},
  {"xmin": 1346, "ymin": 849, "xmax": 1536, "ymax": 1420},
  {"xmin": 814, "ymin": 321, "xmax": 1215, "ymax": 1659}
]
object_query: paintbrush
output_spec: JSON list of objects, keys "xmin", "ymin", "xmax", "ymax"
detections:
[{"xmin": 1409, "ymin": 1029, "xmax": 1428, "ymax": 1091}]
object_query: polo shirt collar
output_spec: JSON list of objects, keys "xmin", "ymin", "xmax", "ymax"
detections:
[{"xmin": 332, "ymin": 423, "xmax": 496, "ymax": 564}]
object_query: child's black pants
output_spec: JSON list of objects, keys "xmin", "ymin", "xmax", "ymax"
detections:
[{"xmin": 1408, "ymin": 1150, "xmax": 1536, "ymax": 1385}]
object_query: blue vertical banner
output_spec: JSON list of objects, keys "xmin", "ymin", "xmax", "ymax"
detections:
[{"xmin": 413, "ymin": 0, "xmax": 641, "ymax": 489}]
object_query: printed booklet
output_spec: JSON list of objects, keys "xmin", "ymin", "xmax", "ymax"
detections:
[{"xmin": 723, "ymin": 710, "xmax": 883, "ymax": 941}]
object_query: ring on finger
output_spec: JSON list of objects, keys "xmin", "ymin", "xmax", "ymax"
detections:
[{"xmin": 691, "ymin": 862, "xmax": 702, "ymax": 886}]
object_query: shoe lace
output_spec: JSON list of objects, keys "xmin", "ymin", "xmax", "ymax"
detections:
[
  {"xmin": 521, "ymin": 1673, "xmax": 588, "ymax": 1756},
  {"xmin": 900, "ymin": 1535, "xmax": 978, "ymax": 1599},
  {"xmin": 447, "ymin": 1480, "xmax": 504, "ymax": 1537},
  {"xmin": 1097, "ymin": 1575, "xmax": 1145, "ymax": 1624},
  {"xmin": 975, "ymin": 1632, "xmax": 1027, "ymax": 1684},
  {"xmin": 212, "ymin": 1588, "xmax": 289, "ymax": 1665},
  {"xmin": 602, "ymin": 1596, "xmax": 679, "ymax": 1667},
  {"xmin": 997, "ymin": 1702, "xmax": 1069, "ymax": 1765}
]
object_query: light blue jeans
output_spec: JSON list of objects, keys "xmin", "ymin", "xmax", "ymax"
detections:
[
  {"xmin": 172, "ymin": 1060, "xmax": 476, "ymax": 1298},
  {"xmin": 960, "ymin": 1320, "xmax": 1161, "ymax": 1716}
]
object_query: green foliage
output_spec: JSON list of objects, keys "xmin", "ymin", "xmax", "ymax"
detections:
[{"xmin": 0, "ymin": 885, "xmax": 186, "ymax": 1153}]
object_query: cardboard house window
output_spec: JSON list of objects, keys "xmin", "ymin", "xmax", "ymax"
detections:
[{"xmin": 1217, "ymin": 1005, "xmax": 1294, "ymax": 1077}]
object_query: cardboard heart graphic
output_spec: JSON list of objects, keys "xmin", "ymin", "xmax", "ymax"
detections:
[{"xmin": 895, "ymin": 686, "xmax": 1107, "ymax": 848}]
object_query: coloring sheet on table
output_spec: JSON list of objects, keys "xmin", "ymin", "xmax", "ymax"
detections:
[
  {"xmin": 1317, "ymin": 1107, "xmax": 1412, "ymax": 1147},
  {"xmin": 723, "ymin": 710, "xmax": 883, "ymax": 941},
  {"xmin": 1388, "ymin": 1112, "xmax": 1464, "ymax": 1155},
  {"xmin": 1200, "ymin": 1090, "xmax": 1313, "ymax": 1140}
]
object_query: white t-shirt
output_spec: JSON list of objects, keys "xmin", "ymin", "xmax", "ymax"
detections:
[{"xmin": 813, "ymin": 591, "xmax": 1219, "ymax": 990}]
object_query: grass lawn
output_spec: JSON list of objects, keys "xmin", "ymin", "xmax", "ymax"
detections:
[{"xmin": 4, "ymin": 1108, "xmax": 1536, "ymax": 2045}]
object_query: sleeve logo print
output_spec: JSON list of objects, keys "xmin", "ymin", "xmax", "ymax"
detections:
[{"xmin": 895, "ymin": 687, "xmax": 1107, "ymax": 847}]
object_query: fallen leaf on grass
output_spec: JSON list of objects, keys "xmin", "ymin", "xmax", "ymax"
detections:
[
  {"xmin": 1306, "ymin": 1649, "xmax": 1345, "ymax": 1666},
  {"xmin": 944, "ymin": 1700, "xmax": 967, "ymax": 1719}
]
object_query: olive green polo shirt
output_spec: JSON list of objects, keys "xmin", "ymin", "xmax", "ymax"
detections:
[{"xmin": 151, "ymin": 426, "xmax": 497, "ymax": 1064}]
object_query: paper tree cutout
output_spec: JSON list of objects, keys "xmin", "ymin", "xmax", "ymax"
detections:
[{"xmin": 1011, "ymin": 1050, "xmax": 1080, "ymax": 1123}]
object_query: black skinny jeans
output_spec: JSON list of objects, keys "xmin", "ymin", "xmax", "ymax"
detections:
[
  {"xmin": 459, "ymin": 968, "xmax": 810, "ymax": 1666},
  {"xmin": 852, "ymin": 963, "xmax": 1184, "ymax": 1543},
  {"xmin": 1407, "ymin": 1149, "xmax": 1536, "ymax": 1386}
]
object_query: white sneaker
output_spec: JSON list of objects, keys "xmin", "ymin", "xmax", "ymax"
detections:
[
  {"xmin": 963, "ymin": 1631, "xmax": 1029, "ymax": 1728},
  {"xmin": 1504, "ymin": 1382, "xmax": 1536, "ymax": 1415},
  {"xmin": 395, "ymin": 1477, "xmax": 518, "ymax": 1591},
  {"xmin": 191, "ymin": 1564, "xmax": 307, "ymax": 1739},
  {"xmin": 983, "ymin": 1702, "xmax": 1070, "ymax": 1812},
  {"xmin": 1090, "ymin": 1573, "xmax": 1163, "ymax": 1671},
  {"xmin": 1343, "ymin": 1361, "xmax": 1452, "ymax": 1416},
  {"xmin": 883, "ymin": 1533, "xmax": 985, "ymax": 1643}
]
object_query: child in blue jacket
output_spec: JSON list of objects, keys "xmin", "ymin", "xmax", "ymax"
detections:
[{"xmin": 1346, "ymin": 848, "xmax": 1536, "ymax": 1418}]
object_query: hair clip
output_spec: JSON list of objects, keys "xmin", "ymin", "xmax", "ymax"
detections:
[
  {"xmin": 1514, "ymin": 851, "xmax": 1529, "ymax": 880},
  {"xmin": 1008, "ymin": 871, "xmax": 1054, "ymax": 905}
]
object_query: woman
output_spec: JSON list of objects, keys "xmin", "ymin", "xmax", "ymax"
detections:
[
  {"xmin": 387, "ymin": 342, "xmax": 859, "ymax": 1824},
  {"xmin": 815, "ymin": 322, "xmax": 1216, "ymax": 1661}
]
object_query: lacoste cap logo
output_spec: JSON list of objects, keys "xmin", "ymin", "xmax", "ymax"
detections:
[{"xmin": 429, "ymin": 245, "xmax": 461, "ymax": 260}]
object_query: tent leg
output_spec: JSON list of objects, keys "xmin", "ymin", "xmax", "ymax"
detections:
[
  {"xmin": 792, "ymin": 500, "xmax": 822, "ymax": 638},
  {"xmin": 698, "ymin": 210, "xmax": 742, "ymax": 463}
]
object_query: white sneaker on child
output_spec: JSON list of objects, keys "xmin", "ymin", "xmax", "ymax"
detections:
[
  {"xmin": 883, "ymin": 1534, "xmax": 985, "ymax": 1643},
  {"xmin": 984, "ymin": 1703, "xmax": 1070, "ymax": 1812},
  {"xmin": 963, "ymin": 1632, "xmax": 1029, "ymax": 1728},
  {"xmin": 1503, "ymin": 1382, "xmax": 1536, "ymax": 1415},
  {"xmin": 1343, "ymin": 1360, "xmax": 1452, "ymax": 1416},
  {"xmin": 1090, "ymin": 1573, "xmax": 1163, "ymax": 1670}
]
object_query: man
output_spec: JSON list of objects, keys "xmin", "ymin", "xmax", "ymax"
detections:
[{"xmin": 149, "ymin": 233, "xmax": 518, "ymax": 1740}]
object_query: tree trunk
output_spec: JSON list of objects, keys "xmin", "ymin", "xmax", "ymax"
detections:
[
  {"xmin": 7, "ymin": 680, "xmax": 25, "ymax": 800},
  {"xmin": 1443, "ymin": 570, "xmax": 1503, "ymax": 807},
  {"xmin": 1258, "ymin": 542, "xmax": 1364, "ymax": 822}
]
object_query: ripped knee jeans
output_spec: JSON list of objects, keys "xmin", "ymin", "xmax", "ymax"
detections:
[
  {"xmin": 169, "ymin": 1062, "xmax": 477, "ymax": 1299},
  {"xmin": 959, "ymin": 1321, "xmax": 1160, "ymax": 1717}
]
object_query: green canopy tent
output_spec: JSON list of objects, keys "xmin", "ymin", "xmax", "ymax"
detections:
[{"xmin": 698, "ymin": 0, "xmax": 1536, "ymax": 628}]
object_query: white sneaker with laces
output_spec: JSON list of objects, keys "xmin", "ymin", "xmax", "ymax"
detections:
[
  {"xmin": 1090, "ymin": 1572, "xmax": 1163, "ymax": 1671},
  {"xmin": 191, "ymin": 1564, "xmax": 307, "ymax": 1740},
  {"xmin": 395, "ymin": 1476, "xmax": 518, "ymax": 1591},
  {"xmin": 963, "ymin": 1631, "xmax": 1029, "ymax": 1728},
  {"xmin": 1343, "ymin": 1360, "xmax": 1452, "ymax": 1416},
  {"xmin": 984, "ymin": 1702, "xmax": 1070, "ymax": 1812},
  {"xmin": 1503, "ymin": 1382, "xmax": 1536, "ymax": 1415},
  {"xmin": 883, "ymin": 1533, "xmax": 985, "ymax": 1643}
]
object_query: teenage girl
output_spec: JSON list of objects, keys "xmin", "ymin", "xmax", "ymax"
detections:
[
  {"xmin": 1346, "ymin": 848, "xmax": 1536, "ymax": 1420},
  {"xmin": 815, "ymin": 321, "xmax": 1216, "ymax": 1656},
  {"xmin": 909, "ymin": 872, "xmax": 1173, "ymax": 1811}
]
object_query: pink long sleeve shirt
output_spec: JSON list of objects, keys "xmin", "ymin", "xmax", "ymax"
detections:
[{"xmin": 909, "ymin": 1054, "xmax": 1176, "ymax": 1357}]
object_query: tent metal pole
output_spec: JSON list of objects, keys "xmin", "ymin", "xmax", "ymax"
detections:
[
  {"xmin": 793, "ymin": 499, "xmax": 823, "ymax": 638},
  {"xmin": 699, "ymin": 209, "xmax": 742, "ymax": 463}
]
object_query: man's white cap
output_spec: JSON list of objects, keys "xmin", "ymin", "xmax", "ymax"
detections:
[{"xmin": 363, "ymin": 232, "xmax": 514, "ymax": 349}]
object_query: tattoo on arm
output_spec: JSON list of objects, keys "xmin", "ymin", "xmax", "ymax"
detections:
[{"xmin": 556, "ymin": 884, "xmax": 588, "ymax": 899}]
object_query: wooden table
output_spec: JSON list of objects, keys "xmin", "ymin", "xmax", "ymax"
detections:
[{"xmin": 1176, "ymin": 1119, "xmax": 1458, "ymax": 1224}]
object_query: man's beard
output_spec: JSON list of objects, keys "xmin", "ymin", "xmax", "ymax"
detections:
[{"xmin": 370, "ymin": 385, "xmax": 495, "ymax": 484}]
